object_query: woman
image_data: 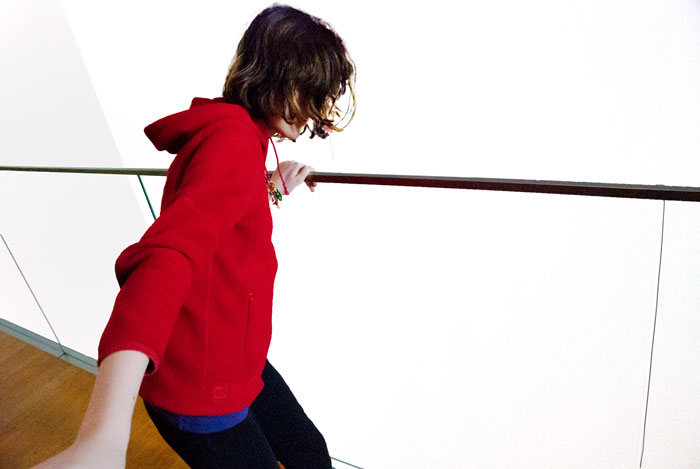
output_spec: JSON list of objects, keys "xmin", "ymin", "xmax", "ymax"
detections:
[{"xmin": 35, "ymin": 4, "xmax": 356, "ymax": 468}]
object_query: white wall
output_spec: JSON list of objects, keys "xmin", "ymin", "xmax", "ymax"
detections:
[
  {"xmin": 0, "ymin": 0, "xmax": 151, "ymax": 355},
  {"xmin": 1, "ymin": 0, "xmax": 699, "ymax": 467},
  {"xmin": 58, "ymin": 0, "xmax": 700, "ymax": 187}
]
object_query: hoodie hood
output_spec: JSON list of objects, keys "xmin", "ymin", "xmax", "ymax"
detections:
[{"xmin": 144, "ymin": 97, "xmax": 270, "ymax": 155}]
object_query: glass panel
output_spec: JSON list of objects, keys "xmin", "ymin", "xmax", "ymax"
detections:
[
  {"xmin": 139, "ymin": 175, "xmax": 166, "ymax": 219},
  {"xmin": 0, "ymin": 171, "xmax": 150, "ymax": 357},
  {"xmin": 267, "ymin": 184, "xmax": 663, "ymax": 468},
  {"xmin": 0, "ymin": 233, "xmax": 56, "ymax": 343},
  {"xmin": 0, "ymin": 167, "xmax": 670, "ymax": 467},
  {"xmin": 642, "ymin": 201, "xmax": 700, "ymax": 467}
]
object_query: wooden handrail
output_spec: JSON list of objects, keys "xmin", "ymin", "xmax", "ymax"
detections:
[{"xmin": 1, "ymin": 165, "xmax": 699, "ymax": 202}]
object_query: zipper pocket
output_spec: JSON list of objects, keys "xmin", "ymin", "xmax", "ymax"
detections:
[{"xmin": 244, "ymin": 293, "xmax": 253, "ymax": 358}]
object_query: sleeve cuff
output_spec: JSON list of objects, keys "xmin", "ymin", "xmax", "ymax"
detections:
[{"xmin": 97, "ymin": 342, "xmax": 161, "ymax": 376}]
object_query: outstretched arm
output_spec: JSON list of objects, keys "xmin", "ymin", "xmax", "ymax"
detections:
[{"xmin": 33, "ymin": 350, "xmax": 149, "ymax": 469}]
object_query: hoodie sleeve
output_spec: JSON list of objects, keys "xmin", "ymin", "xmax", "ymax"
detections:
[{"xmin": 97, "ymin": 124, "xmax": 263, "ymax": 373}]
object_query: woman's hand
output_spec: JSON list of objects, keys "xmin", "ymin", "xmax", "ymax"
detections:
[
  {"xmin": 32, "ymin": 440, "xmax": 125, "ymax": 469},
  {"xmin": 271, "ymin": 161, "xmax": 316, "ymax": 195},
  {"xmin": 31, "ymin": 350, "xmax": 149, "ymax": 469}
]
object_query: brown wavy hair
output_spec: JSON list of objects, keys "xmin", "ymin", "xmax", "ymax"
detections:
[{"xmin": 223, "ymin": 4, "xmax": 356, "ymax": 139}]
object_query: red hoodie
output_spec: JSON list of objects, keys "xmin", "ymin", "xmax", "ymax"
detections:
[{"xmin": 98, "ymin": 98, "xmax": 278, "ymax": 416}]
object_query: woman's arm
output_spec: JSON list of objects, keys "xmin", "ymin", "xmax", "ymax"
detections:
[{"xmin": 33, "ymin": 350, "xmax": 149, "ymax": 469}]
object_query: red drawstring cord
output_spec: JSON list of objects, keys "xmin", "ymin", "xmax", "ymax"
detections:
[{"xmin": 269, "ymin": 138, "xmax": 289, "ymax": 195}]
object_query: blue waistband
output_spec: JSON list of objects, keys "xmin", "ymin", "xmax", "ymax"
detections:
[{"xmin": 146, "ymin": 403, "xmax": 249, "ymax": 434}]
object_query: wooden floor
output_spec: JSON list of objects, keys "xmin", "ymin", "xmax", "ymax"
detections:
[{"xmin": 0, "ymin": 330, "xmax": 188, "ymax": 468}]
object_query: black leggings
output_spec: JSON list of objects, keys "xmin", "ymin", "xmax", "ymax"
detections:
[{"xmin": 145, "ymin": 360, "xmax": 332, "ymax": 469}]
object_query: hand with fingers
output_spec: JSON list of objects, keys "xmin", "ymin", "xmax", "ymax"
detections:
[{"xmin": 271, "ymin": 161, "xmax": 317, "ymax": 195}]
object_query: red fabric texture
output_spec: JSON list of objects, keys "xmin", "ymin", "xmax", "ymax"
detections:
[{"xmin": 98, "ymin": 98, "xmax": 278, "ymax": 416}]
